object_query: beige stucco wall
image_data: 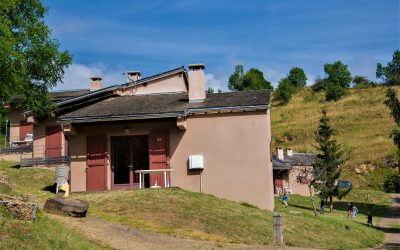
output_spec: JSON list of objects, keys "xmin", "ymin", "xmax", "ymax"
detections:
[
  {"xmin": 33, "ymin": 118, "xmax": 65, "ymax": 158},
  {"xmin": 9, "ymin": 110, "xmax": 25, "ymax": 144},
  {"xmin": 120, "ymin": 74, "xmax": 187, "ymax": 96},
  {"xmin": 286, "ymin": 166, "xmax": 312, "ymax": 196},
  {"xmin": 67, "ymin": 110, "xmax": 274, "ymax": 210},
  {"xmin": 171, "ymin": 111, "xmax": 274, "ymax": 210}
]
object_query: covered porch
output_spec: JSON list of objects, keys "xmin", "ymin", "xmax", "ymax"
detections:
[{"xmin": 63, "ymin": 117, "xmax": 184, "ymax": 192}]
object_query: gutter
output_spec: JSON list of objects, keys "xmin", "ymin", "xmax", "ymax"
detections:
[
  {"xmin": 59, "ymin": 111, "xmax": 185, "ymax": 123},
  {"xmin": 187, "ymin": 104, "xmax": 270, "ymax": 114}
]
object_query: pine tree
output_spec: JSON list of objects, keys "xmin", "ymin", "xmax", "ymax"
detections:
[{"xmin": 313, "ymin": 107, "xmax": 345, "ymax": 212}]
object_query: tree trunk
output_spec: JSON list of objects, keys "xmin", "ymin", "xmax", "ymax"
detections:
[
  {"xmin": 329, "ymin": 196, "xmax": 334, "ymax": 213},
  {"xmin": 308, "ymin": 184, "xmax": 317, "ymax": 216}
]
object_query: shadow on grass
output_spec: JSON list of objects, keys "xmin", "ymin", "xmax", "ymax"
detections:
[
  {"xmin": 42, "ymin": 183, "xmax": 57, "ymax": 194},
  {"xmin": 290, "ymin": 201, "xmax": 389, "ymax": 217}
]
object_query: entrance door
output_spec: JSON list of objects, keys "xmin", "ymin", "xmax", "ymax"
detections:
[
  {"xmin": 19, "ymin": 122, "xmax": 33, "ymax": 140},
  {"xmin": 112, "ymin": 136, "xmax": 149, "ymax": 189},
  {"xmin": 149, "ymin": 133, "xmax": 169, "ymax": 188},
  {"xmin": 45, "ymin": 126, "xmax": 62, "ymax": 158},
  {"xmin": 274, "ymin": 172, "xmax": 284, "ymax": 194},
  {"xmin": 87, "ymin": 135, "xmax": 107, "ymax": 191}
]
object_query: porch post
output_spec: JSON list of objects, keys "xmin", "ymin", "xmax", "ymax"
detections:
[
  {"xmin": 164, "ymin": 171, "xmax": 167, "ymax": 188},
  {"xmin": 139, "ymin": 173, "xmax": 142, "ymax": 189}
]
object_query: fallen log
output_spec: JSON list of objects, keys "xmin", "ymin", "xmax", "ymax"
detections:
[
  {"xmin": 0, "ymin": 194, "xmax": 37, "ymax": 221},
  {"xmin": 43, "ymin": 197, "xmax": 89, "ymax": 217}
]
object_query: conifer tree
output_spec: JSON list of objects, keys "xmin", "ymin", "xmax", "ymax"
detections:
[{"xmin": 313, "ymin": 107, "xmax": 345, "ymax": 212}]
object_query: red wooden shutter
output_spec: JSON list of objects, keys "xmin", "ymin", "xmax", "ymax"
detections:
[
  {"xmin": 19, "ymin": 122, "xmax": 33, "ymax": 140},
  {"xmin": 45, "ymin": 126, "xmax": 62, "ymax": 158},
  {"xmin": 149, "ymin": 133, "xmax": 169, "ymax": 187},
  {"xmin": 87, "ymin": 135, "xmax": 107, "ymax": 191}
]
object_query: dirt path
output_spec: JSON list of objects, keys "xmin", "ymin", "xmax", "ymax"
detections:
[
  {"xmin": 47, "ymin": 213, "xmax": 310, "ymax": 250},
  {"xmin": 47, "ymin": 214, "xmax": 220, "ymax": 250},
  {"xmin": 377, "ymin": 193, "xmax": 400, "ymax": 249}
]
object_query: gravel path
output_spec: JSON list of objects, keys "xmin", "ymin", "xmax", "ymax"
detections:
[{"xmin": 377, "ymin": 193, "xmax": 400, "ymax": 249}]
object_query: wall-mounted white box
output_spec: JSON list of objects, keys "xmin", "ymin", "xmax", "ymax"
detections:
[{"xmin": 189, "ymin": 155, "xmax": 204, "ymax": 170}]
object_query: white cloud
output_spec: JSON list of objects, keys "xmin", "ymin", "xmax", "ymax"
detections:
[
  {"xmin": 260, "ymin": 67, "xmax": 285, "ymax": 88},
  {"xmin": 54, "ymin": 63, "xmax": 125, "ymax": 91},
  {"xmin": 205, "ymin": 73, "xmax": 228, "ymax": 92}
]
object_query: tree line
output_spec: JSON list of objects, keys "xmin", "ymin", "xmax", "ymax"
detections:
[{"xmin": 222, "ymin": 50, "xmax": 400, "ymax": 105}]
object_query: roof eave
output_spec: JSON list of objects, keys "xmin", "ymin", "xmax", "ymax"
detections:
[{"xmin": 59, "ymin": 111, "xmax": 185, "ymax": 124}]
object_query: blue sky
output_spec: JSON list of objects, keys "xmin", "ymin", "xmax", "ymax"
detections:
[{"xmin": 43, "ymin": 0, "xmax": 399, "ymax": 91}]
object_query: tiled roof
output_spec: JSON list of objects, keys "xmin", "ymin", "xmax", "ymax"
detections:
[
  {"xmin": 273, "ymin": 153, "xmax": 317, "ymax": 170},
  {"xmin": 50, "ymin": 89, "xmax": 91, "ymax": 102},
  {"xmin": 59, "ymin": 90, "xmax": 271, "ymax": 122},
  {"xmin": 57, "ymin": 67, "xmax": 186, "ymax": 107}
]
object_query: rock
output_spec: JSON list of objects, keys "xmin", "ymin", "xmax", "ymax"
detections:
[
  {"xmin": 43, "ymin": 197, "xmax": 89, "ymax": 217},
  {"xmin": 0, "ymin": 194, "xmax": 37, "ymax": 220},
  {"xmin": 354, "ymin": 168, "xmax": 361, "ymax": 174}
]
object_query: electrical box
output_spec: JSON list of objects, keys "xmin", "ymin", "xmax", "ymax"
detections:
[{"xmin": 188, "ymin": 155, "xmax": 204, "ymax": 170}]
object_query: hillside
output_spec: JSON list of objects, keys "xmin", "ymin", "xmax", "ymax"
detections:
[
  {"xmin": 0, "ymin": 160, "xmax": 390, "ymax": 249},
  {"xmin": 271, "ymin": 86, "xmax": 398, "ymax": 189}
]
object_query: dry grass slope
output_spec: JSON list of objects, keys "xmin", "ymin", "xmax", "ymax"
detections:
[{"xmin": 271, "ymin": 86, "xmax": 398, "ymax": 188}]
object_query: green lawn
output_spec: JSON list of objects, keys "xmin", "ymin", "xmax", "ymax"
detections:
[
  {"xmin": 0, "ymin": 160, "xmax": 392, "ymax": 249},
  {"xmin": 0, "ymin": 161, "xmax": 109, "ymax": 249},
  {"xmin": 274, "ymin": 189, "xmax": 391, "ymax": 248}
]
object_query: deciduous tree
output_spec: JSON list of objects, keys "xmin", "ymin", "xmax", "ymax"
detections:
[
  {"xmin": 323, "ymin": 61, "xmax": 352, "ymax": 101},
  {"xmin": 228, "ymin": 65, "xmax": 272, "ymax": 91},
  {"xmin": 352, "ymin": 75, "xmax": 376, "ymax": 89},
  {"xmin": 384, "ymin": 88, "xmax": 400, "ymax": 162},
  {"xmin": 274, "ymin": 77, "xmax": 295, "ymax": 105},
  {"xmin": 288, "ymin": 67, "xmax": 307, "ymax": 88},
  {"xmin": 0, "ymin": 0, "xmax": 72, "ymax": 117},
  {"xmin": 377, "ymin": 50, "xmax": 400, "ymax": 86}
]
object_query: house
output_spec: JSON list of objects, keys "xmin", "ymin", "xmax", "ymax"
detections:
[
  {"xmin": 4, "ymin": 64, "xmax": 275, "ymax": 210},
  {"xmin": 272, "ymin": 148, "xmax": 316, "ymax": 196}
]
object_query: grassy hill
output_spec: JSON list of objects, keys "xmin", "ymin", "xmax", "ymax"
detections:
[
  {"xmin": 0, "ymin": 162, "xmax": 108, "ymax": 249},
  {"xmin": 0, "ymin": 160, "xmax": 391, "ymax": 249},
  {"xmin": 271, "ymin": 86, "xmax": 398, "ymax": 189}
]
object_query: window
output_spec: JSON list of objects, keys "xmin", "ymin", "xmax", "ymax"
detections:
[{"xmin": 296, "ymin": 176, "xmax": 308, "ymax": 184}]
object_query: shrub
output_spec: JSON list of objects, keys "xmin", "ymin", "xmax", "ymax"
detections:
[
  {"xmin": 274, "ymin": 77, "xmax": 296, "ymax": 104},
  {"xmin": 383, "ymin": 171, "xmax": 400, "ymax": 193}
]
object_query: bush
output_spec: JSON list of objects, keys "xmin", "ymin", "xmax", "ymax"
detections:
[
  {"xmin": 274, "ymin": 77, "xmax": 295, "ymax": 104},
  {"xmin": 325, "ymin": 82, "xmax": 347, "ymax": 101},
  {"xmin": 383, "ymin": 171, "xmax": 400, "ymax": 193},
  {"xmin": 311, "ymin": 77, "xmax": 326, "ymax": 92}
]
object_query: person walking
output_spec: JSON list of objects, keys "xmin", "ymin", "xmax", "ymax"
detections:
[
  {"xmin": 347, "ymin": 202, "xmax": 353, "ymax": 218},
  {"xmin": 352, "ymin": 205, "xmax": 358, "ymax": 220},
  {"xmin": 367, "ymin": 212, "xmax": 373, "ymax": 226},
  {"xmin": 282, "ymin": 193, "xmax": 288, "ymax": 208},
  {"xmin": 320, "ymin": 199, "xmax": 325, "ymax": 214}
]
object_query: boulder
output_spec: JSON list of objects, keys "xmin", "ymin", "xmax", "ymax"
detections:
[
  {"xmin": 0, "ymin": 194, "xmax": 37, "ymax": 220},
  {"xmin": 43, "ymin": 197, "xmax": 89, "ymax": 217}
]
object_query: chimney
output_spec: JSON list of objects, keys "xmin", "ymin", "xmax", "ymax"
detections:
[
  {"xmin": 188, "ymin": 64, "xmax": 206, "ymax": 103},
  {"xmin": 127, "ymin": 71, "xmax": 141, "ymax": 82},
  {"xmin": 90, "ymin": 76, "xmax": 102, "ymax": 91},
  {"xmin": 277, "ymin": 148, "xmax": 284, "ymax": 160},
  {"xmin": 287, "ymin": 148, "xmax": 293, "ymax": 157}
]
